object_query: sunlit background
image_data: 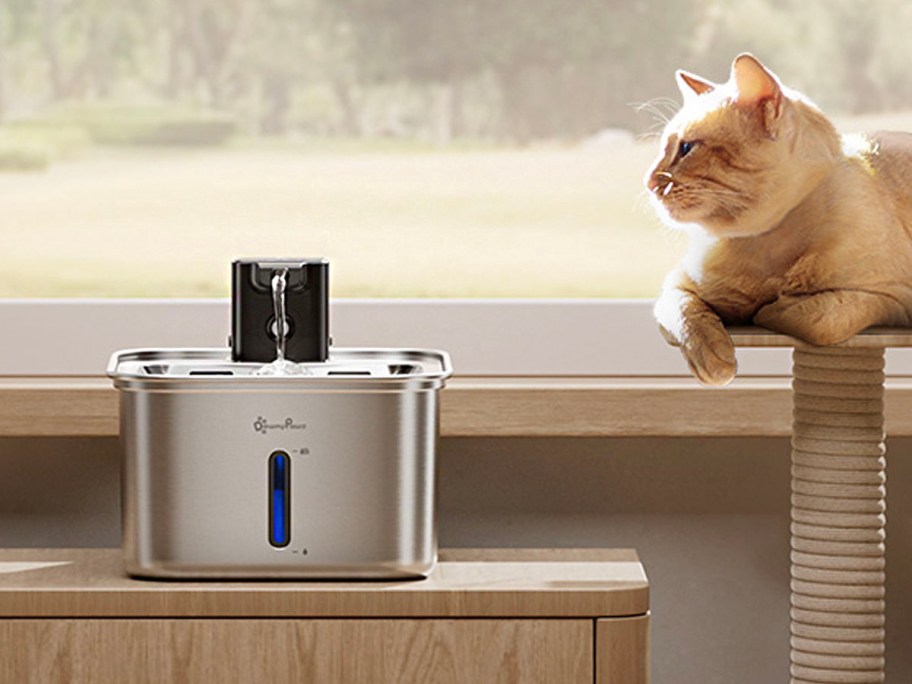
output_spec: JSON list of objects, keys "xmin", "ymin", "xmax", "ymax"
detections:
[{"xmin": 2, "ymin": 0, "xmax": 912, "ymax": 297}]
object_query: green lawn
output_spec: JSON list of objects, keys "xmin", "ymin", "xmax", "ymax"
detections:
[{"xmin": 1, "ymin": 140, "xmax": 681, "ymax": 298}]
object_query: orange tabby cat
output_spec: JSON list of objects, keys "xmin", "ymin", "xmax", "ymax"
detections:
[{"xmin": 647, "ymin": 53, "xmax": 912, "ymax": 386}]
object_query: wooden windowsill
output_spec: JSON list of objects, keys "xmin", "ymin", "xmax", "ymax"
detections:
[{"xmin": 5, "ymin": 374, "xmax": 912, "ymax": 439}]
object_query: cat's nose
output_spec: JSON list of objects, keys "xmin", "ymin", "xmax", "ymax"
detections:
[{"xmin": 648, "ymin": 171, "xmax": 673, "ymax": 194}]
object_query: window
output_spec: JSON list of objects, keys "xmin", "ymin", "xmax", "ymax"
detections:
[
  {"xmin": 4, "ymin": 3, "xmax": 912, "ymax": 375},
  {"xmin": 4, "ymin": 2, "xmax": 910, "ymax": 299}
]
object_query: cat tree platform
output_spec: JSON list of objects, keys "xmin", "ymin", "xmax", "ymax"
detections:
[{"xmin": 724, "ymin": 327, "xmax": 910, "ymax": 684}]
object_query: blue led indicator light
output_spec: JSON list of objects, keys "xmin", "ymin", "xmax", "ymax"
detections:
[{"xmin": 268, "ymin": 451, "xmax": 290, "ymax": 547}]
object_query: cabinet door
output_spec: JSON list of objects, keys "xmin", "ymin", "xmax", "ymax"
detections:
[
  {"xmin": 596, "ymin": 615, "xmax": 650, "ymax": 684},
  {"xmin": 0, "ymin": 618, "xmax": 592, "ymax": 684}
]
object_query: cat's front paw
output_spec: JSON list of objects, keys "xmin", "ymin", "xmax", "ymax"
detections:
[{"xmin": 681, "ymin": 324, "xmax": 737, "ymax": 386}]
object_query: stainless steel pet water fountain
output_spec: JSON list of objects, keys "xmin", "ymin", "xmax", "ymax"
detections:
[{"xmin": 108, "ymin": 259, "xmax": 452, "ymax": 579}]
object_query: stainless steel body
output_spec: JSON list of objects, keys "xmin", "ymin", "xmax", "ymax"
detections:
[{"xmin": 108, "ymin": 348, "xmax": 451, "ymax": 580}]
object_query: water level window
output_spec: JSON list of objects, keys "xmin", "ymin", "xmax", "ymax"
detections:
[{"xmin": 268, "ymin": 451, "xmax": 291, "ymax": 547}]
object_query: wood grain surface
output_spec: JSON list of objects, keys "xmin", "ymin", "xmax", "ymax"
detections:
[
  {"xmin": 442, "ymin": 377, "xmax": 798, "ymax": 437},
  {"xmin": 0, "ymin": 548, "xmax": 648, "ymax": 619},
  {"xmin": 0, "ymin": 378, "xmax": 117, "ymax": 436},
  {"xmin": 597, "ymin": 615, "xmax": 650, "ymax": 684},
  {"xmin": 0, "ymin": 618, "xmax": 593, "ymax": 684},
  {"xmin": 726, "ymin": 326, "xmax": 912, "ymax": 348},
  {"xmin": 9, "ymin": 374, "xmax": 912, "ymax": 438},
  {"xmin": 5, "ymin": 326, "xmax": 912, "ymax": 439}
]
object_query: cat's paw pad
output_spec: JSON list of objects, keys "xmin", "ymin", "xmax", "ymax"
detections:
[{"xmin": 682, "ymin": 325, "xmax": 737, "ymax": 386}]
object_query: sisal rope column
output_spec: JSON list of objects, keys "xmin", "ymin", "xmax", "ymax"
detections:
[
  {"xmin": 790, "ymin": 347, "xmax": 885, "ymax": 684},
  {"xmin": 666, "ymin": 327, "xmax": 912, "ymax": 683}
]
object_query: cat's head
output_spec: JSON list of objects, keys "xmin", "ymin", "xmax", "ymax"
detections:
[{"xmin": 645, "ymin": 54, "xmax": 841, "ymax": 238}]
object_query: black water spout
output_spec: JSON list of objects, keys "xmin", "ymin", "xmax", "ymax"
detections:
[{"xmin": 230, "ymin": 258, "xmax": 329, "ymax": 363}]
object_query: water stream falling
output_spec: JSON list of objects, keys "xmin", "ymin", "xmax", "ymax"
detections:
[
  {"xmin": 255, "ymin": 268, "xmax": 309, "ymax": 376},
  {"xmin": 273, "ymin": 268, "xmax": 289, "ymax": 362}
]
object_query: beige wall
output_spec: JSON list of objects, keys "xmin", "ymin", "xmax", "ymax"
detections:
[{"xmin": 1, "ymin": 436, "xmax": 909, "ymax": 684}]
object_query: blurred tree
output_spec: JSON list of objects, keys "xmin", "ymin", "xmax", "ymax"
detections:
[
  {"xmin": 692, "ymin": 0, "xmax": 912, "ymax": 116},
  {"xmin": 333, "ymin": 0, "xmax": 702, "ymax": 141},
  {"xmin": 39, "ymin": 0, "xmax": 64, "ymax": 99},
  {"xmin": 241, "ymin": 0, "xmax": 311, "ymax": 134},
  {"xmin": 830, "ymin": 1, "xmax": 881, "ymax": 113},
  {"xmin": 170, "ymin": 0, "xmax": 253, "ymax": 107},
  {"xmin": 241, "ymin": 0, "xmax": 354, "ymax": 135},
  {"xmin": 30, "ymin": 0, "xmax": 149, "ymax": 101},
  {"xmin": 866, "ymin": 0, "xmax": 912, "ymax": 111},
  {"xmin": 2, "ymin": 0, "xmax": 911, "ymax": 142},
  {"xmin": 0, "ymin": 0, "xmax": 42, "ymax": 119},
  {"xmin": 477, "ymin": 0, "xmax": 700, "ymax": 140},
  {"xmin": 332, "ymin": 0, "xmax": 483, "ymax": 143},
  {"xmin": 0, "ymin": 2, "xmax": 25, "ymax": 120},
  {"xmin": 0, "ymin": 16, "xmax": 5, "ymax": 121}
]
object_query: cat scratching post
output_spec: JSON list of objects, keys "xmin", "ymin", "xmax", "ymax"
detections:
[{"xmin": 722, "ymin": 328, "xmax": 911, "ymax": 684}]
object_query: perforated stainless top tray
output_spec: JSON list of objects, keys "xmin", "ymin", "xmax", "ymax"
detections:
[{"xmin": 108, "ymin": 348, "xmax": 452, "ymax": 392}]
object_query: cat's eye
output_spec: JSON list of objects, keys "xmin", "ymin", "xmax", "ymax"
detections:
[{"xmin": 679, "ymin": 140, "xmax": 695, "ymax": 158}]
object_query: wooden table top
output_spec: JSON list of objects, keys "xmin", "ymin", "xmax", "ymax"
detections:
[{"xmin": 0, "ymin": 548, "xmax": 648, "ymax": 619}]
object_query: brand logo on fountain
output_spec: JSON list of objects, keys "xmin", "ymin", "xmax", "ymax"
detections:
[{"xmin": 253, "ymin": 416, "xmax": 307, "ymax": 434}]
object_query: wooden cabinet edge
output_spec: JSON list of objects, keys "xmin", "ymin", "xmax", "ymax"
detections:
[{"xmin": 595, "ymin": 614, "xmax": 649, "ymax": 684}]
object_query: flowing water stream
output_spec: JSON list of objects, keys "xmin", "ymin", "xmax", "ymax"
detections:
[{"xmin": 255, "ymin": 268, "xmax": 309, "ymax": 376}]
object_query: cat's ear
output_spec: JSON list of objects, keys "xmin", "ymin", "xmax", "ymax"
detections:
[
  {"xmin": 731, "ymin": 53, "xmax": 783, "ymax": 133},
  {"xmin": 676, "ymin": 70, "xmax": 715, "ymax": 100}
]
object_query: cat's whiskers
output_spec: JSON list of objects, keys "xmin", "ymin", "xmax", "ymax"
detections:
[
  {"xmin": 684, "ymin": 172, "xmax": 754, "ymax": 216},
  {"xmin": 633, "ymin": 188, "xmax": 655, "ymax": 214},
  {"xmin": 656, "ymin": 170, "xmax": 751, "ymax": 218},
  {"xmin": 633, "ymin": 97, "xmax": 680, "ymax": 131},
  {"xmin": 666, "ymin": 175, "xmax": 753, "ymax": 218}
]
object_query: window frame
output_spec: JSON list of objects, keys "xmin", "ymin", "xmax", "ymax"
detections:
[{"xmin": 0, "ymin": 298, "xmax": 815, "ymax": 377}]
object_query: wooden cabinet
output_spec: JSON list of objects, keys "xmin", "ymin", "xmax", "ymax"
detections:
[
  {"xmin": 1, "ymin": 619, "xmax": 593, "ymax": 683},
  {"xmin": 597, "ymin": 616, "xmax": 650, "ymax": 684},
  {"xmin": 0, "ymin": 548, "xmax": 648, "ymax": 684}
]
